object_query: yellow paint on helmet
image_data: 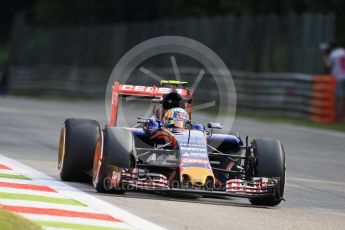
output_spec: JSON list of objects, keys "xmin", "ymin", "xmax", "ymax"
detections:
[{"xmin": 160, "ymin": 80, "xmax": 188, "ymax": 86}]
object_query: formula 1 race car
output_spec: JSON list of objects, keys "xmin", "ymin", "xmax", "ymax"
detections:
[{"xmin": 58, "ymin": 80, "xmax": 286, "ymax": 206}]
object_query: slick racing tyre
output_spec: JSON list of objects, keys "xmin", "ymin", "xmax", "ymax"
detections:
[
  {"xmin": 92, "ymin": 127, "xmax": 136, "ymax": 193},
  {"xmin": 249, "ymin": 138, "xmax": 286, "ymax": 206},
  {"xmin": 58, "ymin": 118, "xmax": 100, "ymax": 181}
]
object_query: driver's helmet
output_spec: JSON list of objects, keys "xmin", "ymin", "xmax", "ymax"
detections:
[{"xmin": 163, "ymin": 108, "xmax": 189, "ymax": 129}]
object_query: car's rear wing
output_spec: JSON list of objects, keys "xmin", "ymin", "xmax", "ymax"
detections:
[{"xmin": 110, "ymin": 81, "xmax": 193, "ymax": 126}]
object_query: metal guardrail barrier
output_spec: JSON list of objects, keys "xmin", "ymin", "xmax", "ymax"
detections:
[
  {"xmin": 7, "ymin": 66, "xmax": 336, "ymax": 123},
  {"xmin": 232, "ymin": 72, "xmax": 336, "ymax": 123}
]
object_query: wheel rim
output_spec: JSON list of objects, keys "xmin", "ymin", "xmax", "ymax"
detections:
[
  {"xmin": 58, "ymin": 127, "xmax": 66, "ymax": 171},
  {"xmin": 92, "ymin": 133, "xmax": 103, "ymax": 188}
]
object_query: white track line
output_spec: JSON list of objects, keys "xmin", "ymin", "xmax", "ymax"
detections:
[
  {"xmin": 44, "ymin": 227, "xmax": 72, "ymax": 230},
  {"xmin": 0, "ymin": 177, "xmax": 40, "ymax": 185},
  {"xmin": 0, "ymin": 154, "xmax": 166, "ymax": 230},
  {"xmin": 0, "ymin": 169, "xmax": 23, "ymax": 175}
]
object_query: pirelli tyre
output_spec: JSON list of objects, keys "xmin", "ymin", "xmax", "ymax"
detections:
[
  {"xmin": 92, "ymin": 127, "xmax": 136, "ymax": 193},
  {"xmin": 249, "ymin": 138, "xmax": 286, "ymax": 206},
  {"xmin": 58, "ymin": 118, "xmax": 100, "ymax": 181}
]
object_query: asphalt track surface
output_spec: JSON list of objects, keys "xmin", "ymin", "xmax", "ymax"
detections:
[{"xmin": 1, "ymin": 96, "xmax": 345, "ymax": 230}]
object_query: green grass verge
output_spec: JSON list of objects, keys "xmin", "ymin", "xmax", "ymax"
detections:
[
  {"xmin": 0, "ymin": 208, "xmax": 42, "ymax": 230},
  {"xmin": 237, "ymin": 113, "xmax": 345, "ymax": 132}
]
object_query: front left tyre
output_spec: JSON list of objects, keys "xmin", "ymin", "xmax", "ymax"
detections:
[{"xmin": 58, "ymin": 118, "xmax": 100, "ymax": 181}]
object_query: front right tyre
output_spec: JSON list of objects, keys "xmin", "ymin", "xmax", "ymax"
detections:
[{"xmin": 249, "ymin": 138, "xmax": 286, "ymax": 206}]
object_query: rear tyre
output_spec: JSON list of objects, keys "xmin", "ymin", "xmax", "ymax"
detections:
[
  {"xmin": 92, "ymin": 127, "xmax": 136, "ymax": 194},
  {"xmin": 58, "ymin": 118, "xmax": 100, "ymax": 181},
  {"xmin": 249, "ymin": 138, "xmax": 286, "ymax": 206}
]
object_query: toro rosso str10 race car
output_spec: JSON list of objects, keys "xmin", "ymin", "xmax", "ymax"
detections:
[{"xmin": 58, "ymin": 80, "xmax": 286, "ymax": 206}]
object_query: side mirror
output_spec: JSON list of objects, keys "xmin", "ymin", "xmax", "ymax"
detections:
[{"xmin": 207, "ymin": 122, "xmax": 223, "ymax": 129}]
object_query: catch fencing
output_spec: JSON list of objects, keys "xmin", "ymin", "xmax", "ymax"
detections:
[
  {"xmin": 10, "ymin": 13, "xmax": 335, "ymax": 74},
  {"xmin": 7, "ymin": 66, "xmax": 336, "ymax": 123}
]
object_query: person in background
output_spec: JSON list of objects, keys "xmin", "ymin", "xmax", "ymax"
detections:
[{"xmin": 323, "ymin": 41, "xmax": 345, "ymax": 120}]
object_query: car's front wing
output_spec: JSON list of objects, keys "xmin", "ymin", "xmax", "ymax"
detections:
[{"xmin": 117, "ymin": 171, "xmax": 280, "ymax": 199}]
